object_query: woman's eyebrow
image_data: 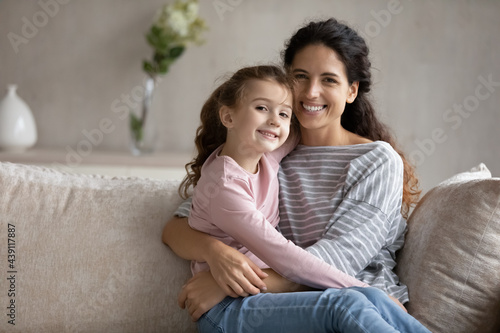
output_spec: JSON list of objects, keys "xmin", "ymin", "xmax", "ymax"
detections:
[
  {"xmin": 320, "ymin": 71, "xmax": 340, "ymax": 78},
  {"xmin": 293, "ymin": 68, "xmax": 340, "ymax": 78}
]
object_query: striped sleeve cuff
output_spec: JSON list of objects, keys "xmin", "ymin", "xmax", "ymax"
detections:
[{"xmin": 173, "ymin": 197, "xmax": 192, "ymax": 217}]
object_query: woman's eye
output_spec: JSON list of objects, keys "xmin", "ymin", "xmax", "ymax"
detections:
[
  {"xmin": 324, "ymin": 77, "xmax": 337, "ymax": 84},
  {"xmin": 294, "ymin": 74, "xmax": 307, "ymax": 80}
]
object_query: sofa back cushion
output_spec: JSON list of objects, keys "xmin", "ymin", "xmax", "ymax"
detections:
[
  {"xmin": 0, "ymin": 162, "xmax": 196, "ymax": 332},
  {"xmin": 397, "ymin": 164, "xmax": 500, "ymax": 333}
]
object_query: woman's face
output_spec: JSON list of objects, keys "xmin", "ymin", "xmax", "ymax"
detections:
[{"xmin": 290, "ymin": 44, "xmax": 358, "ymax": 134}]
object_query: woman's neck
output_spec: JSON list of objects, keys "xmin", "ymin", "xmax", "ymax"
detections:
[
  {"xmin": 300, "ymin": 125, "xmax": 371, "ymax": 147},
  {"xmin": 219, "ymin": 141, "xmax": 262, "ymax": 174}
]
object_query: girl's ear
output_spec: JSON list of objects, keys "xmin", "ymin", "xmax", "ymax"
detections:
[
  {"xmin": 346, "ymin": 81, "xmax": 359, "ymax": 104},
  {"xmin": 219, "ymin": 106, "xmax": 235, "ymax": 128}
]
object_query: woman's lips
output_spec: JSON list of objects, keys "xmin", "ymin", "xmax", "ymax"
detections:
[{"xmin": 301, "ymin": 102, "xmax": 326, "ymax": 113}]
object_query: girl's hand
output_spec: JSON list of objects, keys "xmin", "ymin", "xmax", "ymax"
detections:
[
  {"xmin": 178, "ymin": 271, "xmax": 228, "ymax": 321},
  {"xmin": 206, "ymin": 241, "xmax": 268, "ymax": 297}
]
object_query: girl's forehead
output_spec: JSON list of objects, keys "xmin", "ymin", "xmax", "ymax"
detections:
[{"xmin": 239, "ymin": 79, "xmax": 292, "ymax": 105}]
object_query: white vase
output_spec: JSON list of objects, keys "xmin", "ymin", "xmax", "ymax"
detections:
[{"xmin": 0, "ymin": 85, "xmax": 38, "ymax": 152}]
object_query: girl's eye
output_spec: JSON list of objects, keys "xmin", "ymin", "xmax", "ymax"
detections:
[
  {"xmin": 256, "ymin": 106, "xmax": 267, "ymax": 111},
  {"xmin": 280, "ymin": 112, "xmax": 290, "ymax": 118}
]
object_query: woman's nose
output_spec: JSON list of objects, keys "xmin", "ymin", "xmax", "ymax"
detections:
[{"xmin": 305, "ymin": 80, "xmax": 321, "ymax": 99}]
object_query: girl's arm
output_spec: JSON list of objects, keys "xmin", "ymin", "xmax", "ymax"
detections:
[
  {"xmin": 208, "ymin": 180, "xmax": 368, "ymax": 290},
  {"xmin": 162, "ymin": 216, "xmax": 268, "ymax": 296}
]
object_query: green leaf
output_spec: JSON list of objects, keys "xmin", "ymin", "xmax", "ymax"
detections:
[
  {"xmin": 169, "ymin": 46, "xmax": 185, "ymax": 58},
  {"xmin": 143, "ymin": 60, "xmax": 155, "ymax": 75},
  {"xmin": 158, "ymin": 58, "xmax": 172, "ymax": 74},
  {"xmin": 130, "ymin": 113, "xmax": 144, "ymax": 142}
]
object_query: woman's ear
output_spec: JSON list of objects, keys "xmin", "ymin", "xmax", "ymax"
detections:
[
  {"xmin": 219, "ymin": 106, "xmax": 234, "ymax": 129},
  {"xmin": 346, "ymin": 81, "xmax": 359, "ymax": 104}
]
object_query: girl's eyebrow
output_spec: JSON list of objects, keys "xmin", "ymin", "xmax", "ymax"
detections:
[{"xmin": 252, "ymin": 97, "xmax": 292, "ymax": 110}]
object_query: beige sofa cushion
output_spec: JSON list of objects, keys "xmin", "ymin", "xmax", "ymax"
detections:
[
  {"xmin": 397, "ymin": 164, "xmax": 500, "ymax": 333},
  {"xmin": 0, "ymin": 162, "xmax": 195, "ymax": 332}
]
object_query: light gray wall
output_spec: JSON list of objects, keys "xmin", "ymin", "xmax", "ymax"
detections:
[{"xmin": 1, "ymin": 0, "xmax": 499, "ymax": 193}]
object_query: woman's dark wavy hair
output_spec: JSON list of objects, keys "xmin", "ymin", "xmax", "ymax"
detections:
[
  {"xmin": 179, "ymin": 65, "xmax": 293, "ymax": 199},
  {"xmin": 282, "ymin": 18, "xmax": 420, "ymax": 218}
]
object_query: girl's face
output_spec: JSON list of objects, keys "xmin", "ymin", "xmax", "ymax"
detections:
[
  {"xmin": 291, "ymin": 44, "xmax": 358, "ymax": 134},
  {"xmin": 222, "ymin": 79, "xmax": 292, "ymax": 156}
]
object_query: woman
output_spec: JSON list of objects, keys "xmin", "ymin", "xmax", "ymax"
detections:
[{"xmin": 163, "ymin": 18, "xmax": 424, "ymax": 332}]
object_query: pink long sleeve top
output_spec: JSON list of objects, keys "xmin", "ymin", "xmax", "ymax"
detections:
[{"xmin": 188, "ymin": 142, "xmax": 368, "ymax": 290}]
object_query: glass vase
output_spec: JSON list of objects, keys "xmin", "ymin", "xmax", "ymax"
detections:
[{"xmin": 129, "ymin": 77, "xmax": 158, "ymax": 156}]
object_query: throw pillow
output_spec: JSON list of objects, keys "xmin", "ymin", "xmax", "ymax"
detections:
[{"xmin": 396, "ymin": 163, "xmax": 500, "ymax": 333}]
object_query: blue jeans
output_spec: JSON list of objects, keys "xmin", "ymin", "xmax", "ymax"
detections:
[{"xmin": 197, "ymin": 287, "xmax": 431, "ymax": 333}]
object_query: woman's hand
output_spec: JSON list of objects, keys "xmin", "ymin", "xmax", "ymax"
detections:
[
  {"xmin": 178, "ymin": 271, "xmax": 228, "ymax": 321},
  {"xmin": 388, "ymin": 294, "xmax": 408, "ymax": 313},
  {"xmin": 206, "ymin": 241, "xmax": 268, "ymax": 297},
  {"xmin": 261, "ymin": 269, "xmax": 313, "ymax": 293}
]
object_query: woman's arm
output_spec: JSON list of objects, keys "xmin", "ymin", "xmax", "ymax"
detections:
[
  {"xmin": 304, "ymin": 147, "xmax": 405, "ymax": 277},
  {"xmin": 162, "ymin": 216, "xmax": 219, "ymax": 261},
  {"xmin": 162, "ymin": 216, "xmax": 268, "ymax": 296}
]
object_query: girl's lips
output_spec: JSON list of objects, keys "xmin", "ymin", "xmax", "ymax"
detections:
[{"xmin": 257, "ymin": 130, "xmax": 279, "ymax": 140}]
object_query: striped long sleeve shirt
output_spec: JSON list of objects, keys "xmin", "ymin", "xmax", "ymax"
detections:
[
  {"xmin": 277, "ymin": 141, "xmax": 409, "ymax": 302},
  {"xmin": 175, "ymin": 140, "xmax": 409, "ymax": 302}
]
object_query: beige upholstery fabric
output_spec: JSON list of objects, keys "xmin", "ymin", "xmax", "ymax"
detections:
[
  {"xmin": 2, "ymin": 161, "xmax": 499, "ymax": 333},
  {"xmin": 397, "ymin": 164, "xmax": 500, "ymax": 333},
  {"xmin": 0, "ymin": 162, "xmax": 196, "ymax": 333}
]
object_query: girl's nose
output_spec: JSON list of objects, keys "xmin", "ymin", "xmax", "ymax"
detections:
[{"xmin": 268, "ymin": 113, "xmax": 281, "ymax": 127}]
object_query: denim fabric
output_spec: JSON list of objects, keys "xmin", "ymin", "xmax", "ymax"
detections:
[{"xmin": 197, "ymin": 287, "xmax": 431, "ymax": 333}]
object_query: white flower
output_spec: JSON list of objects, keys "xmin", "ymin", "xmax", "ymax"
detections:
[
  {"xmin": 168, "ymin": 9, "xmax": 189, "ymax": 37},
  {"xmin": 185, "ymin": 2, "xmax": 199, "ymax": 23}
]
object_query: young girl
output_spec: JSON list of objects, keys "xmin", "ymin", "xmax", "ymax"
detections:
[{"xmin": 176, "ymin": 65, "xmax": 430, "ymax": 332}]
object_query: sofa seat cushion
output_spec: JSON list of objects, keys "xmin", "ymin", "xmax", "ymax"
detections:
[
  {"xmin": 396, "ymin": 164, "xmax": 500, "ymax": 333},
  {"xmin": 0, "ymin": 162, "xmax": 195, "ymax": 332}
]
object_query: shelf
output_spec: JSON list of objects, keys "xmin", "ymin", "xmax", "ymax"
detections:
[
  {"xmin": 0, "ymin": 148, "xmax": 193, "ymax": 180},
  {"xmin": 0, "ymin": 148, "xmax": 193, "ymax": 168}
]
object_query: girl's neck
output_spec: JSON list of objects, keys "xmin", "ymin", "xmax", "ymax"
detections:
[{"xmin": 219, "ymin": 141, "xmax": 262, "ymax": 174}]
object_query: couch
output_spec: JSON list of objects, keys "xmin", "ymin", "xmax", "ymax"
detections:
[{"xmin": 0, "ymin": 161, "xmax": 498, "ymax": 333}]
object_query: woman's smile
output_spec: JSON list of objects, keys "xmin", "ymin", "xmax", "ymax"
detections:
[{"xmin": 301, "ymin": 102, "xmax": 327, "ymax": 113}]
